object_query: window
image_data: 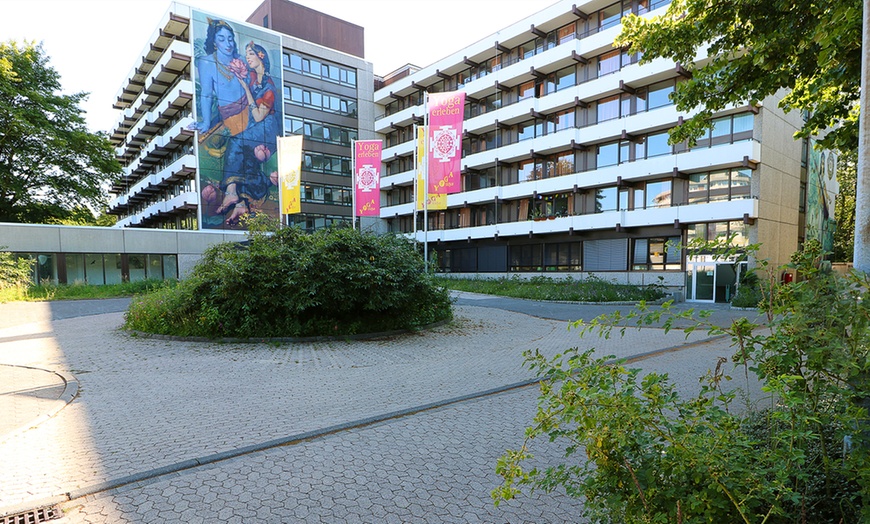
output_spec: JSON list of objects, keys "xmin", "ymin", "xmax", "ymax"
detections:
[
  {"xmin": 597, "ymin": 142, "xmax": 619, "ymax": 167},
  {"xmin": 597, "ymin": 95, "xmax": 620, "ymax": 122},
  {"xmin": 632, "ymin": 237, "xmax": 681, "ymax": 270},
  {"xmin": 584, "ymin": 238, "xmax": 628, "ymax": 271},
  {"xmin": 646, "ymin": 131, "xmax": 671, "ymax": 157},
  {"xmin": 598, "ymin": 50, "xmax": 621, "ymax": 76},
  {"xmin": 644, "ymin": 180, "xmax": 672, "ymax": 208},
  {"xmin": 599, "ymin": 3, "xmax": 622, "ymax": 30},
  {"xmin": 648, "ymin": 80, "xmax": 674, "ymax": 109},
  {"xmin": 596, "ymin": 187, "xmax": 618, "ymax": 212}
]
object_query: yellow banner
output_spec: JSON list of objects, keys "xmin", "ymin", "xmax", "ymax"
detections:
[
  {"xmin": 278, "ymin": 135, "xmax": 303, "ymax": 215},
  {"xmin": 416, "ymin": 127, "xmax": 446, "ymax": 211}
]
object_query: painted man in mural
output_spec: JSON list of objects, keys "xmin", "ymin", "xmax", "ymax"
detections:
[{"xmin": 192, "ymin": 15, "xmax": 282, "ymax": 229}]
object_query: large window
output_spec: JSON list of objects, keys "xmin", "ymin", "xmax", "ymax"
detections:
[
  {"xmin": 283, "ymin": 51, "xmax": 356, "ymax": 87},
  {"xmin": 632, "ymin": 237, "xmax": 681, "ymax": 270},
  {"xmin": 688, "ymin": 169, "xmax": 752, "ymax": 203}
]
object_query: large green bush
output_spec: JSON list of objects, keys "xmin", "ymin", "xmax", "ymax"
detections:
[
  {"xmin": 125, "ymin": 224, "xmax": 452, "ymax": 338},
  {"xmin": 495, "ymin": 240, "xmax": 870, "ymax": 522}
]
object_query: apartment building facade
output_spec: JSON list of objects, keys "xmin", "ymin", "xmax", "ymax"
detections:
[
  {"xmin": 107, "ymin": 0, "xmax": 374, "ymax": 233},
  {"xmin": 373, "ymin": 0, "xmax": 815, "ymax": 302}
]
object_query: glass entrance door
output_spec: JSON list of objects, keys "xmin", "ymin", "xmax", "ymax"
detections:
[{"xmin": 687, "ymin": 262, "xmax": 716, "ymax": 302}]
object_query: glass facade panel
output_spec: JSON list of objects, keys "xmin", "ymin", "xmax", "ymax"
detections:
[
  {"xmin": 597, "ymin": 142, "xmax": 619, "ymax": 167},
  {"xmin": 128, "ymin": 254, "xmax": 146, "ymax": 282},
  {"xmin": 65, "ymin": 254, "xmax": 85, "ymax": 284},
  {"xmin": 105, "ymin": 254, "xmax": 123, "ymax": 285},
  {"xmin": 645, "ymin": 180, "xmax": 672, "ymax": 208},
  {"xmin": 596, "ymin": 187, "xmax": 618, "ymax": 212},
  {"xmin": 85, "ymin": 254, "xmax": 105, "ymax": 285}
]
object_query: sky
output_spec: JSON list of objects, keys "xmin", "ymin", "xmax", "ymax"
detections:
[{"xmin": 0, "ymin": 0, "xmax": 557, "ymax": 133}]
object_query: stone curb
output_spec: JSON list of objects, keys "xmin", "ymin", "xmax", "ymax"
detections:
[{"xmin": 0, "ymin": 365, "xmax": 78, "ymax": 446}]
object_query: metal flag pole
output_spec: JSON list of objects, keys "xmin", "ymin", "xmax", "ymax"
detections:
[
  {"xmin": 413, "ymin": 124, "xmax": 418, "ymax": 242},
  {"xmin": 351, "ymin": 139, "xmax": 357, "ymax": 231},
  {"xmin": 423, "ymin": 93, "xmax": 429, "ymax": 273}
]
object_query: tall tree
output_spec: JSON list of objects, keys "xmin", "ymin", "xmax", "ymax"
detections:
[
  {"xmin": 616, "ymin": 0, "xmax": 863, "ymax": 152},
  {"xmin": 0, "ymin": 40, "xmax": 121, "ymax": 223},
  {"xmin": 833, "ymin": 150, "xmax": 857, "ymax": 262}
]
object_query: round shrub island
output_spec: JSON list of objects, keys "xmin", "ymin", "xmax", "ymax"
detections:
[{"xmin": 124, "ymin": 224, "xmax": 453, "ymax": 338}]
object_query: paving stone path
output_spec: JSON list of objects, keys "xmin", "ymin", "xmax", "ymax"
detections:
[{"xmin": 0, "ymin": 296, "xmax": 760, "ymax": 523}]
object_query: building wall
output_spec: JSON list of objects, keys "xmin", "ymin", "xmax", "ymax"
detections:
[
  {"xmin": 107, "ymin": 1, "xmax": 373, "ymax": 234},
  {"xmin": 369, "ymin": 0, "xmax": 805, "ymax": 301},
  {"xmin": 0, "ymin": 223, "xmax": 241, "ymax": 281},
  {"xmin": 754, "ymin": 90, "xmax": 805, "ymax": 267},
  {"xmin": 247, "ymin": 0, "xmax": 364, "ymax": 58}
]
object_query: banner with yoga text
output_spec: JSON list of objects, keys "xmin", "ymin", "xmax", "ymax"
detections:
[
  {"xmin": 416, "ymin": 126, "xmax": 446, "ymax": 210},
  {"xmin": 277, "ymin": 135, "xmax": 303, "ymax": 215},
  {"xmin": 427, "ymin": 91, "xmax": 465, "ymax": 194},
  {"xmin": 354, "ymin": 140, "xmax": 382, "ymax": 217}
]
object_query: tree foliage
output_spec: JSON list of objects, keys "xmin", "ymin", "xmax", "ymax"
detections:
[
  {"xmin": 616, "ymin": 0, "xmax": 863, "ymax": 151},
  {"xmin": 833, "ymin": 150, "xmax": 857, "ymax": 262},
  {"xmin": 0, "ymin": 40, "xmax": 121, "ymax": 223},
  {"xmin": 495, "ymin": 240, "xmax": 870, "ymax": 522},
  {"xmin": 125, "ymin": 220, "xmax": 453, "ymax": 338}
]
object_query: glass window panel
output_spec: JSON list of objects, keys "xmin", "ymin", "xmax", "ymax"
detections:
[
  {"xmin": 128, "ymin": 254, "xmax": 146, "ymax": 282},
  {"xmin": 105, "ymin": 254, "xmax": 123, "ymax": 285},
  {"xmin": 731, "ymin": 169, "xmax": 752, "ymax": 198},
  {"xmin": 598, "ymin": 50, "xmax": 620, "ymax": 76},
  {"xmin": 554, "ymin": 108, "xmax": 575, "ymax": 131},
  {"xmin": 619, "ymin": 141, "xmax": 631, "ymax": 163},
  {"xmin": 518, "ymin": 80, "xmax": 536, "ymax": 100},
  {"xmin": 733, "ymin": 113, "xmax": 754, "ymax": 134},
  {"xmin": 634, "ymin": 187, "xmax": 645, "ymax": 209},
  {"xmin": 619, "ymin": 189, "xmax": 630, "ymax": 210},
  {"xmin": 85, "ymin": 254, "xmax": 105, "ymax": 285},
  {"xmin": 688, "ymin": 173, "xmax": 708, "ymax": 204},
  {"xmin": 146, "ymin": 254, "xmax": 163, "ymax": 280},
  {"xmin": 600, "ymin": 3, "xmax": 621, "ymax": 29},
  {"xmin": 555, "ymin": 65, "xmax": 576, "ymax": 91},
  {"xmin": 290, "ymin": 54, "xmax": 302, "ymax": 71},
  {"xmin": 711, "ymin": 117, "xmax": 731, "ymax": 138},
  {"xmin": 709, "ymin": 171, "xmax": 730, "ymax": 201},
  {"xmin": 729, "ymin": 221, "xmax": 748, "ymax": 246},
  {"xmin": 596, "ymin": 187, "xmax": 618, "ymax": 212},
  {"xmin": 633, "ymin": 239, "xmax": 649, "ymax": 265},
  {"xmin": 646, "ymin": 132, "xmax": 671, "ymax": 157},
  {"xmin": 597, "ymin": 95, "xmax": 620, "ymax": 122},
  {"xmin": 648, "ymin": 80, "xmax": 674, "ymax": 109},
  {"xmin": 162, "ymin": 255, "xmax": 178, "ymax": 280},
  {"xmin": 65, "ymin": 254, "xmax": 85, "ymax": 284},
  {"xmin": 597, "ymin": 142, "xmax": 619, "ymax": 167},
  {"xmin": 635, "ymin": 88, "xmax": 648, "ymax": 112},
  {"xmin": 645, "ymin": 180, "xmax": 672, "ymax": 208}
]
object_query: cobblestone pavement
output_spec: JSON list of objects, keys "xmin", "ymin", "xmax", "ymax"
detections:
[{"xmin": 0, "ymin": 297, "xmax": 760, "ymax": 522}]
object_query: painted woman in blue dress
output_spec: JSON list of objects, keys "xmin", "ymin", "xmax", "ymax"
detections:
[
  {"xmin": 193, "ymin": 19, "xmax": 249, "ymax": 138},
  {"xmin": 216, "ymin": 41, "xmax": 281, "ymax": 224}
]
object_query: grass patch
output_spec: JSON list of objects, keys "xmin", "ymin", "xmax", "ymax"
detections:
[
  {"xmin": 434, "ymin": 275, "xmax": 667, "ymax": 302},
  {"xmin": 0, "ymin": 279, "xmax": 175, "ymax": 303}
]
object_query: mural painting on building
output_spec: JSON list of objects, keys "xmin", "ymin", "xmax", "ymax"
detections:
[
  {"xmin": 805, "ymin": 140, "xmax": 839, "ymax": 252},
  {"xmin": 191, "ymin": 11, "xmax": 284, "ymax": 229}
]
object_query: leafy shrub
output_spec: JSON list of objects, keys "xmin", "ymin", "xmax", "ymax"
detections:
[
  {"xmin": 730, "ymin": 270, "xmax": 763, "ymax": 308},
  {"xmin": 495, "ymin": 240, "xmax": 869, "ymax": 522},
  {"xmin": 0, "ymin": 247, "xmax": 33, "ymax": 289},
  {"xmin": 125, "ymin": 224, "xmax": 452, "ymax": 338},
  {"xmin": 436, "ymin": 274, "xmax": 667, "ymax": 302}
]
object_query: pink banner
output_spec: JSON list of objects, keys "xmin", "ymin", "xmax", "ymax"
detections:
[
  {"xmin": 428, "ymin": 91, "xmax": 465, "ymax": 194},
  {"xmin": 354, "ymin": 140, "xmax": 382, "ymax": 216}
]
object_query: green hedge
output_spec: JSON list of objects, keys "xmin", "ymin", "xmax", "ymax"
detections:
[{"xmin": 125, "ymin": 226, "xmax": 452, "ymax": 338}]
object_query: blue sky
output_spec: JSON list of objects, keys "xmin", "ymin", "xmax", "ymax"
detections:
[{"xmin": 0, "ymin": 0, "xmax": 555, "ymax": 133}]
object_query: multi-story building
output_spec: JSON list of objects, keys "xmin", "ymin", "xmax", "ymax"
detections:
[
  {"xmin": 373, "ymin": 0, "xmax": 819, "ymax": 302},
  {"xmin": 107, "ymin": 0, "xmax": 374, "ymax": 233}
]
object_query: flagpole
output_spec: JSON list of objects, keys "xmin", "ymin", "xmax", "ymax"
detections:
[
  {"xmin": 423, "ymin": 93, "xmax": 429, "ymax": 274},
  {"xmin": 351, "ymin": 139, "xmax": 357, "ymax": 231},
  {"xmin": 413, "ymin": 124, "xmax": 418, "ymax": 243}
]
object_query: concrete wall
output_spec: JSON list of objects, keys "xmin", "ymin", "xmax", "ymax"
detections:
[
  {"xmin": 1, "ymin": 223, "xmax": 243, "ymax": 278},
  {"xmin": 755, "ymin": 91, "xmax": 805, "ymax": 267}
]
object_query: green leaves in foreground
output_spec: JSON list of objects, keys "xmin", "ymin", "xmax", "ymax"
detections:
[{"xmin": 495, "ymin": 240, "xmax": 868, "ymax": 522}]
